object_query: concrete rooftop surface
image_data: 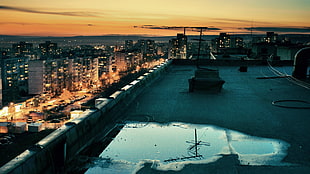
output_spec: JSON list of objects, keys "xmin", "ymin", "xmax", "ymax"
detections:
[{"xmin": 122, "ymin": 63, "xmax": 310, "ymax": 173}]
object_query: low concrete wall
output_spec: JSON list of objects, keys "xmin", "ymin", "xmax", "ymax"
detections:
[
  {"xmin": 172, "ymin": 59, "xmax": 294, "ymax": 66},
  {"xmin": 0, "ymin": 60, "xmax": 172, "ymax": 174}
]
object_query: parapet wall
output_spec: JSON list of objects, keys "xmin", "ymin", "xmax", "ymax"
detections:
[
  {"xmin": 0, "ymin": 60, "xmax": 172, "ymax": 174},
  {"xmin": 172, "ymin": 59, "xmax": 294, "ymax": 66}
]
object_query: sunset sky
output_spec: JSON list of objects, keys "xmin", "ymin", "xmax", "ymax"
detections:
[{"xmin": 0, "ymin": 0, "xmax": 309, "ymax": 36}]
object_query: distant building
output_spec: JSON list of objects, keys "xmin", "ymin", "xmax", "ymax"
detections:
[
  {"xmin": 251, "ymin": 32, "xmax": 279, "ymax": 45},
  {"xmin": 0, "ymin": 56, "xmax": 29, "ymax": 103},
  {"xmin": 81, "ymin": 57, "xmax": 99, "ymax": 89},
  {"xmin": 231, "ymin": 37, "xmax": 244, "ymax": 48},
  {"xmin": 168, "ymin": 34, "xmax": 187, "ymax": 59},
  {"xmin": 66, "ymin": 57, "xmax": 94, "ymax": 92},
  {"xmin": 211, "ymin": 33, "xmax": 230, "ymax": 53},
  {"xmin": 12, "ymin": 41, "xmax": 33, "ymax": 57},
  {"xmin": 218, "ymin": 33, "xmax": 231, "ymax": 48},
  {"xmin": 28, "ymin": 60, "xmax": 44, "ymax": 95},
  {"xmin": 126, "ymin": 52, "xmax": 143, "ymax": 68},
  {"xmin": 39, "ymin": 41, "xmax": 58, "ymax": 59},
  {"xmin": 125, "ymin": 40, "xmax": 134, "ymax": 51},
  {"xmin": 28, "ymin": 57, "xmax": 98, "ymax": 95},
  {"xmin": 135, "ymin": 39, "xmax": 156, "ymax": 60},
  {"xmin": 250, "ymin": 32, "xmax": 304, "ymax": 60},
  {"xmin": 98, "ymin": 56, "xmax": 109, "ymax": 75},
  {"xmin": 265, "ymin": 32, "xmax": 279, "ymax": 44},
  {"xmin": 211, "ymin": 33, "xmax": 246, "ymax": 55},
  {"xmin": 156, "ymin": 43, "xmax": 168, "ymax": 57},
  {"xmin": 28, "ymin": 59, "xmax": 65, "ymax": 95},
  {"xmin": 67, "ymin": 58, "xmax": 79, "ymax": 91},
  {"xmin": 109, "ymin": 51, "xmax": 127, "ymax": 73}
]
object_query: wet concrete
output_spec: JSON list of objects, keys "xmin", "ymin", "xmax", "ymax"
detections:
[{"xmin": 85, "ymin": 122, "xmax": 292, "ymax": 174}]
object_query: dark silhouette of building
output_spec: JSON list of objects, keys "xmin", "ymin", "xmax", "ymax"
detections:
[
  {"xmin": 12, "ymin": 41, "xmax": 33, "ymax": 56},
  {"xmin": 125, "ymin": 40, "xmax": 134, "ymax": 51},
  {"xmin": 169, "ymin": 33, "xmax": 187, "ymax": 59},
  {"xmin": 39, "ymin": 41, "xmax": 58, "ymax": 59},
  {"xmin": 211, "ymin": 33, "xmax": 247, "ymax": 55}
]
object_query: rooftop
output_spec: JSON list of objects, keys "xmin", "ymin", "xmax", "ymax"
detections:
[{"xmin": 103, "ymin": 61, "xmax": 310, "ymax": 173}]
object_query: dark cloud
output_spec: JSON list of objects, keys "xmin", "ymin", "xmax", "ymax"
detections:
[
  {"xmin": 211, "ymin": 18, "xmax": 274, "ymax": 26},
  {"xmin": 0, "ymin": 22, "xmax": 44, "ymax": 25},
  {"xmin": 135, "ymin": 25, "xmax": 221, "ymax": 31},
  {"xmin": 244, "ymin": 27, "xmax": 310, "ymax": 33},
  {"xmin": 207, "ymin": 27, "xmax": 222, "ymax": 31},
  {"xmin": 0, "ymin": 22, "xmax": 97, "ymax": 29},
  {"xmin": 0, "ymin": 5, "xmax": 100, "ymax": 17},
  {"xmin": 135, "ymin": 25, "xmax": 186, "ymax": 30},
  {"xmin": 213, "ymin": 18, "xmax": 254, "ymax": 23}
]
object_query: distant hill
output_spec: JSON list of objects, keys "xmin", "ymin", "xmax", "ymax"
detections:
[
  {"xmin": 0, "ymin": 34, "xmax": 309, "ymax": 47},
  {"xmin": 0, "ymin": 35, "xmax": 174, "ymax": 47}
]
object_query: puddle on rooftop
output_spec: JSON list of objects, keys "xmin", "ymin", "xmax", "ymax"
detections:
[{"xmin": 84, "ymin": 122, "xmax": 290, "ymax": 174}]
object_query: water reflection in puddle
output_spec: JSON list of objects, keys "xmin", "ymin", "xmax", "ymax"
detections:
[{"xmin": 85, "ymin": 122, "xmax": 290, "ymax": 174}]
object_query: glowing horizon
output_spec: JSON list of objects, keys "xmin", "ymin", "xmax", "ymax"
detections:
[{"xmin": 0, "ymin": 0, "xmax": 309, "ymax": 36}]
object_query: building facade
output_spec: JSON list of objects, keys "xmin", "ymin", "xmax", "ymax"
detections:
[
  {"xmin": 28, "ymin": 57, "xmax": 99, "ymax": 95},
  {"xmin": 1, "ymin": 56, "xmax": 29, "ymax": 103},
  {"xmin": 168, "ymin": 34, "xmax": 187, "ymax": 59},
  {"xmin": 12, "ymin": 42, "xmax": 33, "ymax": 57},
  {"xmin": 39, "ymin": 41, "xmax": 59, "ymax": 59}
]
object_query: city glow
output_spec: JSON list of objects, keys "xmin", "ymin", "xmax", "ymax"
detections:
[
  {"xmin": 14, "ymin": 104, "xmax": 22, "ymax": 112},
  {"xmin": 0, "ymin": 106, "xmax": 9, "ymax": 116},
  {"xmin": 0, "ymin": 0, "xmax": 309, "ymax": 36}
]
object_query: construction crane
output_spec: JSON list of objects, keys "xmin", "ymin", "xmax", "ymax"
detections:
[
  {"xmin": 135, "ymin": 25, "xmax": 210, "ymax": 69},
  {"xmin": 134, "ymin": 25, "xmax": 208, "ymax": 35},
  {"xmin": 182, "ymin": 27, "xmax": 210, "ymax": 70}
]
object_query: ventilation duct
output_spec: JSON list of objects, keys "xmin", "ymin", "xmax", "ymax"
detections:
[{"xmin": 292, "ymin": 47, "xmax": 310, "ymax": 79}]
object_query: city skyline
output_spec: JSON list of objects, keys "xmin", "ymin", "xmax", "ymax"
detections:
[{"xmin": 0, "ymin": 0, "xmax": 310, "ymax": 36}]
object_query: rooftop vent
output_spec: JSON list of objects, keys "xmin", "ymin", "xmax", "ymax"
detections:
[
  {"xmin": 188, "ymin": 68, "xmax": 225, "ymax": 92},
  {"xmin": 292, "ymin": 47, "xmax": 310, "ymax": 79}
]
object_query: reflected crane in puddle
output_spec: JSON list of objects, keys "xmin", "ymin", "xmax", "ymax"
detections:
[{"xmin": 164, "ymin": 129, "xmax": 210, "ymax": 163}]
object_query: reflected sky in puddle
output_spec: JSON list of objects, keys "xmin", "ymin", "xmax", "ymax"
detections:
[{"xmin": 85, "ymin": 122, "xmax": 290, "ymax": 174}]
